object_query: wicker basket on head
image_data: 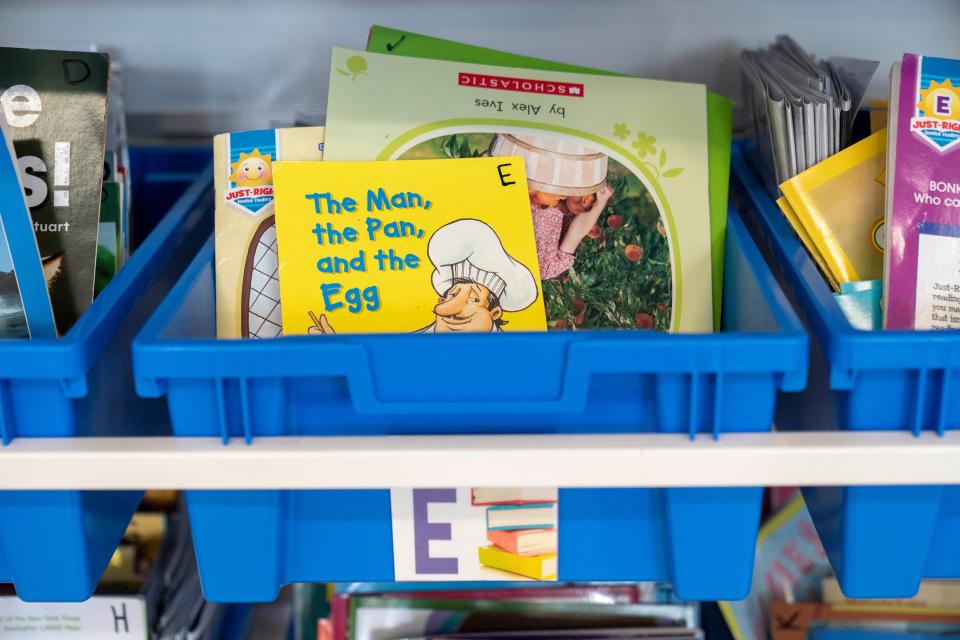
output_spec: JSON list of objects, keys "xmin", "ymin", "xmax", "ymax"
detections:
[{"xmin": 488, "ymin": 133, "xmax": 607, "ymax": 196}]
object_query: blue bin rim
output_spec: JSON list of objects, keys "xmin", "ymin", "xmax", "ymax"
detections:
[
  {"xmin": 732, "ymin": 141, "xmax": 960, "ymax": 387},
  {"xmin": 132, "ymin": 204, "xmax": 808, "ymax": 397},
  {"xmin": 0, "ymin": 163, "xmax": 213, "ymax": 393}
]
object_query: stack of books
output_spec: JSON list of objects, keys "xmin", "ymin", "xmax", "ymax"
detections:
[{"xmin": 472, "ymin": 488, "xmax": 558, "ymax": 581}]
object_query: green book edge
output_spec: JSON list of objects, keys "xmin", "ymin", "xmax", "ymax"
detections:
[{"xmin": 367, "ymin": 25, "xmax": 731, "ymax": 330}]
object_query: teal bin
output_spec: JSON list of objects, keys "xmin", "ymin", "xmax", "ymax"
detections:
[
  {"xmin": 0, "ymin": 147, "xmax": 212, "ymax": 601},
  {"xmin": 133, "ymin": 205, "xmax": 808, "ymax": 602},
  {"xmin": 731, "ymin": 141, "xmax": 960, "ymax": 597}
]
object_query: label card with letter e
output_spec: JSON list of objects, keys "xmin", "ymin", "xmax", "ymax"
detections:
[
  {"xmin": 273, "ymin": 157, "xmax": 547, "ymax": 335},
  {"xmin": 390, "ymin": 487, "xmax": 559, "ymax": 581},
  {"xmin": 0, "ymin": 596, "xmax": 147, "ymax": 639}
]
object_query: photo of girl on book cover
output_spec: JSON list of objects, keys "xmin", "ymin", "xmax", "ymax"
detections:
[
  {"xmin": 399, "ymin": 131, "xmax": 672, "ymax": 330},
  {"xmin": 0, "ymin": 231, "xmax": 29, "ymax": 338}
]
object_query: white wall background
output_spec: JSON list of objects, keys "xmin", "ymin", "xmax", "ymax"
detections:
[{"xmin": 3, "ymin": 0, "xmax": 959, "ymax": 137}]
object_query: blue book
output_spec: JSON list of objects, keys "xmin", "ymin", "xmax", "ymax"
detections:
[
  {"xmin": 0, "ymin": 118, "xmax": 56, "ymax": 339},
  {"xmin": 834, "ymin": 280, "xmax": 881, "ymax": 331},
  {"xmin": 486, "ymin": 503, "xmax": 556, "ymax": 532}
]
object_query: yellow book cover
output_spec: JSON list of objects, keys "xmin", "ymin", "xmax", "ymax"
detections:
[
  {"xmin": 477, "ymin": 545, "xmax": 557, "ymax": 581},
  {"xmin": 214, "ymin": 127, "xmax": 325, "ymax": 338},
  {"xmin": 273, "ymin": 157, "xmax": 547, "ymax": 335},
  {"xmin": 780, "ymin": 129, "xmax": 887, "ymax": 286},
  {"xmin": 776, "ymin": 197, "xmax": 840, "ymax": 291}
]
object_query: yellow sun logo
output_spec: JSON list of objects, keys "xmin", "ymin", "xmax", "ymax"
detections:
[
  {"xmin": 917, "ymin": 79, "xmax": 960, "ymax": 121},
  {"xmin": 230, "ymin": 149, "xmax": 273, "ymax": 187}
]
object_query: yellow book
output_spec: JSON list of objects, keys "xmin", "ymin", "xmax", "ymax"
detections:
[
  {"xmin": 273, "ymin": 157, "xmax": 547, "ymax": 335},
  {"xmin": 477, "ymin": 545, "xmax": 557, "ymax": 581},
  {"xmin": 776, "ymin": 197, "xmax": 840, "ymax": 291},
  {"xmin": 780, "ymin": 129, "xmax": 887, "ymax": 287},
  {"xmin": 213, "ymin": 127, "xmax": 325, "ymax": 338}
]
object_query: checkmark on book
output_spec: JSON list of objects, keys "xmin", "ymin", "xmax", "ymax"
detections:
[{"xmin": 385, "ymin": 35, "xmax": 406, "ymax": 52}]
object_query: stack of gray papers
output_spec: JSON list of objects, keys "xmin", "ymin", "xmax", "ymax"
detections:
[{"xmin": 741, "ymin": 36, "xmax": 877, "ymax": 195}]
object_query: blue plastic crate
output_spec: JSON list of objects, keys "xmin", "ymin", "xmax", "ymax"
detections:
[
  {"xmin": 731, "ymin": 141, "xmax": 960, "ymax": 598},
  {"xmin": 133, "ymin": 205, "xmax": 807, "ymax": 602},
  {"xmin": 0, "ymin": 147, "xmax": 212, "ymax": 601}
]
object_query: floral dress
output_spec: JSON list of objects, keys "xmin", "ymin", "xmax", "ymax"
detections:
[{"xmin": 530, "ymin": 203, "xmax": 575, "ymax": 280}]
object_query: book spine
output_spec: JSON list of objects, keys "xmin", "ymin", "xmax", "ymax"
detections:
[{"xmin": 471, "ymin": 499, "xmax": 559, "ymax": 506}]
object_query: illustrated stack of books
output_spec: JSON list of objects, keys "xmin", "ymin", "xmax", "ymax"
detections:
[{"xmin": 472, "ymin": 488, "xmax": 558, "ymax": 581}]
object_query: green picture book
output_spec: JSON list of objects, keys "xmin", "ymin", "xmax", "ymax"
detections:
[
  {"xmin": 94, "ymin": 181, "xmax": 120, "ymax": 297},
  {"xmin": 325, "ymin": 47, "xmax": 715, "ymax": 333},
  {"xmin": 366, "ymin": 25, "xmax": 732, "ymax": 330},
  {"xmin": 0, "ymin": 48, "xmax": 111, "ymax": 333}
]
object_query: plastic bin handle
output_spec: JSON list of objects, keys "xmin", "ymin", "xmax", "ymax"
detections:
[{"xmin": 342, "ymin": 337, "xmax": 724, "ymax": 416}]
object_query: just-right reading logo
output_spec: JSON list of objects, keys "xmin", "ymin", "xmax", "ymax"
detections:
[{"xmin": 911, "ymin": 57, "xmax": 960, "ymax": 153}]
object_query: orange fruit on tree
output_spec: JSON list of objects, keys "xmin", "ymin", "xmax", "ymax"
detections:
[
  {"xmin": 635, "ymin": 312, "xmax": 654, "ymax": 329},
  {"xmin": 531, "ymin": 190, "xmax": 564, "ymax": 208},
  {"xmin": 572, "ymin": 297, "xmax": 587, "ymax": 324},
  {"xmin": 624, "ymin": 244, "xmax": 643, "ymax": 261}
]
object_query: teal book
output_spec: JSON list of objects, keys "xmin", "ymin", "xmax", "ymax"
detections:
[
  {"xmin": 94, "ymin": 181, "xmax": 121, "ymax": 297},
  {"xmin": 834, "ymin": 280, "xmax": 881, "ymax": 331},
  {"xmin": 486, "ymin": 503, "xmax": 556, "ymax": 531}
]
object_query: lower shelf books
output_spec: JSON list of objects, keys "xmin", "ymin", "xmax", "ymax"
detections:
[
  {"xmin": 341, "ymin": 596, "xmax": 698, "ymax": 640},
  {"xmin": 477, "ymin": 546, "xmax": 557, "ymax": 581},
  {"xmin": 770, "ymin": 601, "xmax": 960, "ymax": 640},
  {"xmin": 322, "ymin": 583, "xmax": 690, "ymax": 640},
  {"xmin": 821, "ymin": 577, "xmax": 960, "ymax": 608},
  {"xmin": 396, "ymin": 630, "xmax": 702, "ymax": 640}
]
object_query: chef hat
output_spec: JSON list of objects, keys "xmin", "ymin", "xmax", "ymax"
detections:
[{"xmin": 428, "ymin": 219, "xmax": 539, "ymax": 312}]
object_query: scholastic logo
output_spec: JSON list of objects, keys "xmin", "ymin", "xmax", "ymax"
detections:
[{"xmin": 459, "ymin": 72, "xmax": 584, "ymax": 98}]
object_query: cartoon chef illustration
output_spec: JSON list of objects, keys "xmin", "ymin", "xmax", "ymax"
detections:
[{"xmin": 308, "ymin": 219, "xmax": 539, "ymax": 334}]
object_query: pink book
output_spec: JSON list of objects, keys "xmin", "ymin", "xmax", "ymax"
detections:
[
  {"xmin": 331, "ymin": 594, "xmax": 349, "ymax": 640},
  {"xmin": 884, "ymin": 54, "xmax": 960, "ymax": 329},
  {"xmin": 487, "ymin": 528, "xmax": 558, "ymax": 556}
]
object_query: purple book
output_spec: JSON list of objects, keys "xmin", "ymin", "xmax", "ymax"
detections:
[{"xmin": 884, "ymin": 54, "xmax": 960, "ymax": 329}]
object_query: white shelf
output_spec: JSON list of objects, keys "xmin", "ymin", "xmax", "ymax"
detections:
[{"xmin": 1, "ymin": 431, "xmax": 958, "ymax": 490}]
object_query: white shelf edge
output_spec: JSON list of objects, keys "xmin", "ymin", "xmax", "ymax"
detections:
[{"xmin": 0, "ymin": 431, "xmax": 959, "ymax": 490}]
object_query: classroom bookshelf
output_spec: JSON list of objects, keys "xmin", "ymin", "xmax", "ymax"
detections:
[{"xmin": 1, "ymin": 0, "xmax": 959, "ymax": 622}]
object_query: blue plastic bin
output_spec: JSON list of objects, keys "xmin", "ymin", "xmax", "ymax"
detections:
[
  {"xmin": 731, "ymin": 141, "xmax": 960, "ymax": 598},
  {"xmin": 0, "ymin": 147, "xmax": 212, "ymax": 601},
  {"xmin": 133, "ymin": 205, "xmax": 807, "ymax": 602}
]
